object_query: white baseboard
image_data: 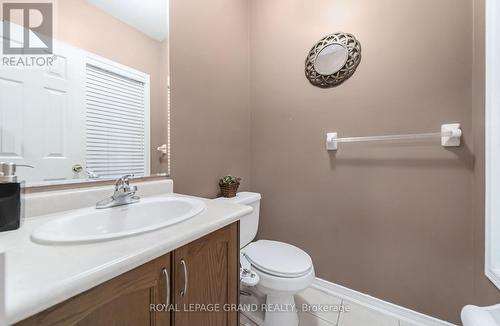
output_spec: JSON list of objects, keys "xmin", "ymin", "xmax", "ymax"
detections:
[{"xmin": 312, "ymin": 278, "xmax": 457, "ymax": 326}]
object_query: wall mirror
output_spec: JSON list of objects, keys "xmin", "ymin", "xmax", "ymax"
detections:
[
  {"xmin": 0, "ymin": 0, "xmax": 170, "ymax": 187},
  {"xmin": 314, "ymin": 43, "xmax": 348, "ymax": 75},
  {"xmin": 305, "ymin": 33, "xmax": 361, "ymax": 88}
]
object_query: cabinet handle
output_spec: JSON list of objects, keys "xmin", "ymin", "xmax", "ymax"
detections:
[
  {"xmin": 162, "ymin": 268, "xmax": 170, "ymax": 307},
  {"xmin": 180, "ymin": 259, "xmax": 188, "ymax": 296}
]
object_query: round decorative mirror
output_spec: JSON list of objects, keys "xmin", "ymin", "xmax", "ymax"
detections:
[
  {"xmin": 314, "ymin": 43, "xmax": 348, "ymax": 75},
  {"xmin": 305, "ymin": 33, "xmax": 361, "ymax": 88}
]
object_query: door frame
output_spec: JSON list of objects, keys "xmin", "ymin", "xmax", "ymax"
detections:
[{"xmin": 485, "ymin": 0, "xmax": 500, "ymax": 289}]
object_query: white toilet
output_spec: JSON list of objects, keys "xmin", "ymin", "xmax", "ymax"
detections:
[
  {"xmin": 462, "ymin": 304, "xmax": 500, "ymax": 326},
  {"xmin": 215, "ymin": 192, "xmax": 315, "ymax": 326}
]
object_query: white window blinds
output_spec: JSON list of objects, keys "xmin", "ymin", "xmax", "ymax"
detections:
[{"xmin": 85, "ymin": 64, "xmax": 147, "ymax": 179}]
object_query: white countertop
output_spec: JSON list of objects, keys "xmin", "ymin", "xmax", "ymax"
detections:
[{"xmin": 0, "ymin": 189, "xmax": 251, "ymax": 324}]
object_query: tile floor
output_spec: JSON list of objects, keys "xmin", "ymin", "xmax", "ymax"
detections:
[{"xmin": 240, "ymin": 287, "xmax": 422, "ymax": 326}]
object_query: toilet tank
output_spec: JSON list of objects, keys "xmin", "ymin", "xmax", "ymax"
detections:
[{"xmin": 214, "ymin": 192, "xmax": 261, "ymax": 248}]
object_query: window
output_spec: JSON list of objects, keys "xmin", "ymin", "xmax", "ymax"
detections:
[{"xmin": 85, "ymin": 58, "xmax": 150, "ymax": 179}]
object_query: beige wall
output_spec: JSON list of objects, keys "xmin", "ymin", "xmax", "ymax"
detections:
[
  {"xmin": 170, "ymin": 0, "xmax": 251, "ymax": 197},
  {"xmin": 250, "ymin": 0, "xmax": 475, "ymax": 323},
  {"xmin": 170, "ymin": 0, "xmax": 500, "ymax": 323},
  {"xmin": 56, "ymin": 0, "xmax": 169, "ymax": 174}
]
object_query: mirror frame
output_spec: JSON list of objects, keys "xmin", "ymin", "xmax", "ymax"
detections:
[
  {"xmin": 25, "ymin": 174, "xmax": 169, "ymax": 193},
  {"xmin": 305, "ymin": 32, "xmax": 362, "ymax": 88}
]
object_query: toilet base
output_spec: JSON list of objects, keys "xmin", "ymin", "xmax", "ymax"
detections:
[{"xmin": 263, "ymin": 294, "xmax": 298, "ymax": 326}]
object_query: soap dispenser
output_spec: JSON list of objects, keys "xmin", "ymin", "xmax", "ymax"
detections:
[{"xmin": 0, "ymin": 162, "xmax": 33, "ymax": 232}]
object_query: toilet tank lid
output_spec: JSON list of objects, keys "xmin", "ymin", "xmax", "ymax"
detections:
[{"xmin": 214, "ymin": 192, "xmax": 261, "ymax": 205}]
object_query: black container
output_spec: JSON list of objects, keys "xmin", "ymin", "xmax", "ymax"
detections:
[{"xmin": 0, "ymin": 182, "xmax": 21, "ymax": 232}]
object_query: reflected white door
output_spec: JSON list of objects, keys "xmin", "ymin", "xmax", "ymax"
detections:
[{"xmin": 0, "ymin": 43, "xmax": 86, "ymax": 183}]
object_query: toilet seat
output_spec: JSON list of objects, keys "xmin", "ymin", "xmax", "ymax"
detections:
[{"xmin": 243, "ymin": 240, "xmax": 313, "ymax": 278}]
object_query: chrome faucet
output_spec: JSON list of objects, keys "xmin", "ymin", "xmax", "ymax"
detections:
[
  {"xmin": 96, "ymin": 174, "xmax": 140, "ymax": 209},
  {"xmin": 86, "ymin": 169, "xmax": 99, "ymax": 179}
]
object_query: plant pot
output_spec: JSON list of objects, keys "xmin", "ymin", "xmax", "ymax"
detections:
[{"xmin": 219, "ymin": 183, "xmax": 240, "ymax": 198}]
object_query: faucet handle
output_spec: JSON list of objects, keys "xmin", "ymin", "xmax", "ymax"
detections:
[
  {"xmin": 122, "ymin": 174, "xmax": 133, "ymax": 183},
  {"xmin": 115, "ymin": 174, "xmax": 134, "ymax": 190}
]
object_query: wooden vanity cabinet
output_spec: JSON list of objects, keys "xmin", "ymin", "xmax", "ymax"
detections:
[
  {"xmin": 17, "ymin": 254, "xmax": 171, "ymax": 326},
  {"xmin": 16, "ymin": 222, "xmax": 239, "ymax": 326},
  {"xmin": 172, "ymin": 222, "xmax": 239, "ymax": 326}
]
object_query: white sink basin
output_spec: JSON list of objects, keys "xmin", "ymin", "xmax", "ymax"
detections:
[{"xmin": 31, "ymin": 196, "xmax": 206, "ymax": 244}]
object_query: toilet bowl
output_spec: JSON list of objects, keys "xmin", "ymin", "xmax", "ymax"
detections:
[
  {"xmin": 462, "ymin": 304, "xmax": 500, "ymax": 326},
  {"xmin": 214, "ymin": 192, "xmax": 315, "ymax": 326}
]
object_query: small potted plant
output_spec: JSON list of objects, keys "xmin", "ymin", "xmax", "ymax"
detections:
[{"xmin": 219, "ymin": 175, "xmax": 241, "ymax": 198}]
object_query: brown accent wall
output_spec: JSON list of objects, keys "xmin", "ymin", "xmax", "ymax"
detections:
[
  {"xmin": 56, "ymin": 0, "xmax": 169, "ymax": 174},
  {"xmin": 170, "ymin": 0, "xmax": 251, "ymax": 197},
  {"xmin": 170, "ymin": 0, "xmax": 500, "ymax": 323},
  {"xmin": 249, "ymin": 0, "xmax": 475, "ymax": 323}
]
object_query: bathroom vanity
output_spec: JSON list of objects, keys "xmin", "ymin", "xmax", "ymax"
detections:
[
  {"xmin": 1, "ymin": 180, "xmax": 251, "ymax": 326},
  {"xmin": 16, "ymin": 223, "xmax": 238, "ymax": 326}
]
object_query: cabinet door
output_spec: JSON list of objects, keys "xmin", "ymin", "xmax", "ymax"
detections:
[
  {"xmin": 172, "ymin": 223, "xmax": 239, "ymax": 326},
  {"xmin": 17, "ymin": 254, "xmax": 171, "ymax": 326}
]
